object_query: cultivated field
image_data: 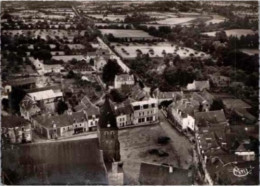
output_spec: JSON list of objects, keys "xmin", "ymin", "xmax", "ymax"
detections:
[
  {"xmin": 87, "ymin": 14, "xmax": 126, "ymax": 21},
  {"xmin": 100, "ymin": 29, "xmax": 154, "ymax": 38}
]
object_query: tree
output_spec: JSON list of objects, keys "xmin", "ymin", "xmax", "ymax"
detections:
[
  {"xmin": 56, "ymin": 100, "xmax": 68, "ymax": 115},
  {"xmin": 102, "ymin": 59, "xmax": 122, "ymax": 84}
]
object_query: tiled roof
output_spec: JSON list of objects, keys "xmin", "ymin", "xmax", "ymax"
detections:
[
  {"xmin": 2, "ymin": 138, "xmax": 108, "ymax": 185},
  {"xmin": 2, "ymin": 115, "xmax": 31, "ymax": 128},
  {"xmin": 222, "ymin": 98, "xmax": 251, "ymax": 110},
  {"xmin": 113, "ymin": 99, "xmax": 133, "ymax": 116},
  {"xmin": 6, "ymin": 77, "xmax": 36, "ymax": 86},
  {"xmin": 74, "ymin": 96, "xmax": 100, "ymax": 116},
  {"xmin": 139, "ymin": 162, "xmax": 192, "ymax": 185},
  {"xmin": 33, "ymin": 111, "xmax": 86, "ymax": 128}
]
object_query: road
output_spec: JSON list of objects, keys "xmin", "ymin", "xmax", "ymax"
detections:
[{"xmin": 158, "ymin": 110, "xmax": 194, "ymax": 169}]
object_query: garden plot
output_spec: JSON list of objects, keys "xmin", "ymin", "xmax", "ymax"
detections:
[
  {"xmin": 112, "ymin": 42, "xmax": 210, "ymax": 59},
  {"xmin": 87, "ymin": 14, "xmax": 126, "ymax": 21},
  {"xmin": 202, "ymin": 29, "xmax": 256, "ymax": 38},
  {"xmin": 100, "ymin": 29, "xmax": 154, "ymax": 38}
]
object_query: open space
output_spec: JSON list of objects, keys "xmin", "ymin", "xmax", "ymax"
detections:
[{"xmin": 99, "ymin": 29, "xmax": 154, "ymax": 38}]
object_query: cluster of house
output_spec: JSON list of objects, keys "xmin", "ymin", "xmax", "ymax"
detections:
[{"xmin": 154, "ymin": 79, "xmax": 259, "ymax": 185}]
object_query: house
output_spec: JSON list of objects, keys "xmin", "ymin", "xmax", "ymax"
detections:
[
  {"xmin": 121, "ymin": 84, "xmax": 150, "ymax": 101},
  {"xmin": 167, "ymin": 98, "xmax": 199, "ymax": 132},
  {"xmin": 209, "ymin": 74, "xmax": 230, "ymax": 88},
  {"xmin": 2, "ymin": 115, "xmax": 32, "ymax": 144},
  {"xmin": 30, "ymin": 58, "xmax": 64, "ymax": 75},
  {"xmin": 131, "ymin": 98, "xmax": 159, "ymax": 126},
  {"xmin": 2, "ymin": 138, "xmax": 108, "ymax": 185},
  {"xmin": 1, "ymin": 84, "xmax": 12, "ymax": 100},
  {"xmin": 153, "ymin": 88, "xmax": 183, "ymax": 105},
  {"xmin": 139, "ymin": 162, "xmax": 192, "ymax": 185},
  {"xmin": 74, "ymin": 96, "xmax": 100, "ymax": 131},
  {"xmin": 20, "ymin": 88, "xmax": 63, "ymax": 120},
  {"xmin": 98, "ymin": 95, "xmax": 121, "ymax": 162},
  {"xmin": 32, "ymin": 109, "xmax": 94, "ymax": 139},
  {"xmin": 114, "ymin": 74, "xmax": 135, "ymax": 89},
  {"xmin": 186, "ymin": 80, "xmax": 210, "ymax": 91}
]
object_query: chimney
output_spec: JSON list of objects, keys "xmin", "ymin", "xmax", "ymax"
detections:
[
  {"xmin": 169, "ymin": 166, "xmax": 173, "ymax": 173},
  {"xmin": 67, "ymin": 108, "xmax": 73, "ymax": 115}
]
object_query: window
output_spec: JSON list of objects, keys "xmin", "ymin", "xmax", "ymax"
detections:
[
  {"xmin": 151, "ymin": 103, "xmax": 155, "ymax": 108},
  {"xmin": 133, "ymin": 106, "xmax": 141, "ymax": 110},
  {"xmin": 143, "ymin": 104, "xmax": 149, "ymax": 109}
]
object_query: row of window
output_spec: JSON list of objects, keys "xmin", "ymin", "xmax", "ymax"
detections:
[
  {"xmin": 138, "ymin": 116, "xmax": 154, "ymax": 123},
  {"xmin": 133, "ymin": 103, "xmax": 156, "ymax": 111},
  {"xmin": 138, "ymin": 110, "xmax": 155, "ymax": 116}
]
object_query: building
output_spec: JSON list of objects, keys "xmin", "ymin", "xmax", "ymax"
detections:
[
  {"xmin": 31, "ymin": 58, "xmax": 64, "ymax": 75},
  {"xmin": 167, "ymin": 98, "xmax": 199, "ymax": 132},
  {"xmin": 32, "ymin": 109, "xmax": 97, "ymax": 139},
  {"xmin": 131, "ymin": 98, "xmax": 159, "ymax": 126},
  {"xmin": 139, "ymin": 162, "xmax": 192, "ymax": 185},
  {"xmin": 152, "ymin": 88, "xmax": 183, "ymax": 105},
  {"xmin": 20, "ymin": 87, "xmax": 63, "ymax": 120},
  {"xmin": 2, "ymin": 115, "xmax": 32, "ymax": 144},
  {"xmin": 98, "ymin": 95, "xmax": 121, "ymax": 162},
  {"xmin": 114, "ymin": 74, "xmax": 135, "ymax": 89},
  {"xmin": 186, "ymin": 80, "xmax": 210, "ymax": 91},
  {"xmin": 2, "ymin": 138, "xmax": 108, "ymax": 185}
]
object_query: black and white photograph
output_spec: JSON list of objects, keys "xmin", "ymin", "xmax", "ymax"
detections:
[{"xmin": 1, "ymin": 0, "xmax": 259, "ymax": 185}]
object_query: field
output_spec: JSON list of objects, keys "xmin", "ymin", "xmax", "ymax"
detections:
[
  {"xmin": 205, "ymin": 15, "xmax": 226, "ymax": 25},
  {"xmin": 154, "ymin": 17, "xmax": 197, "ymax": 25},
  {"xmin": 87, "ymin": 14, "xmax": 126, "ymax": 21},
  {"xmin": 112, "ymin": 42, "xmax": 210, "ymax": 59},
  {"xmin": 99, "ymin": 29, "xmax": 154, "ymax": 38},
  {"xmin": 119, "ymin": 125, "xmax": 180, "ymax": 184},
  {"xmin": 202, "ymin": 29, "xmax": 256, "ymax": 38},
  {"xmin": 240, "ymin": 49, "xmax": 259, "ymax": 56}
]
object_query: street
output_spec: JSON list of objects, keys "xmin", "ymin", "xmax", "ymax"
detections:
[{"xmin": 158, "ymin": 109, "xmax": 194, "ymax": 169}]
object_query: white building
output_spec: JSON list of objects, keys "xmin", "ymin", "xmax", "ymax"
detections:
[
  {"xmin": 114, "ymin": 74, "xmax": 135, "ymax": 89},
  {"xmin": 186, "ymin": 80, "xmax": 210, "ymax": 91}
]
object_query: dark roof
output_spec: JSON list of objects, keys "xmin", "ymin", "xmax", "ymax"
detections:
[
  {"xmin": 2, "ymin": 116, "xmax": 31, "ymax": 128},
  {"xmin": 139, "ymin": 162, "xmax": 192, "ymax": 185},
  {"xmin": 6, "ymin": 77, "xmax": 36, "ymax": 86},
  {"xmin": 2, "ymin": 138, "xmax": 108, "ymax": 185},
  {"xmin": 195, "ymin": 110, "xmax": 227, "ymax": 126},
  {"xmin": 33, "ymin": 111, "xmax": 86, "ymax": 128},
  {"xmin": 74, "ymin": 96, "xmax": 100, "ymax": 116},
  {"xmin": 113, "ymin": 99, "xmax": 133, "ymax": 116},
  {"xmin": 98, "ymin": 95, "xmax": 118, "ymax": 130}
]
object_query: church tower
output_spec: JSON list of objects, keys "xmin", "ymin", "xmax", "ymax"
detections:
[{"xmin": 98, "ymin": 95, "xmax": 120, "ymax": 162}]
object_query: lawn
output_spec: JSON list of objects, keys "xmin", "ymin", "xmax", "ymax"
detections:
[{"xmin": 88, "ymin": 14, "xmax": 126, "ymax": 21}]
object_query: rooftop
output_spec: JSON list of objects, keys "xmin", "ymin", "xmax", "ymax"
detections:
[
  {"xmin": 139, "ymin": 162, "xmax": 192, "ymax": 185},
  {"xmin": 115, "ymin": 74, "xmax": 134, "ymax": 82},
  {"xmin": 2, "ymin": 115, "xmax": 31, "ymax": 128},
  {"xmin": 28, "ymin": 89, "xmax": 63, "ymax": 101},
  {"xmin": 195, "ymin": 110, "xmax": 227, "ymax": 126},
  {"xmin": 222, "ymin": 98, "xmax": 251, "ymax": 110},
  {"xmin": 2, "ymin": 138, "xmax": 108, "ymax": 185}
]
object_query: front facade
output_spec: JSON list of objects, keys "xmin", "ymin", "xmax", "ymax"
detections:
[
  {"xmin": 131, "ymin": 98, "xmax": 159, "ymax": 126},
  {"xmin": 186, "ymin": 80, "xmax": 210, "ymax": 91}
]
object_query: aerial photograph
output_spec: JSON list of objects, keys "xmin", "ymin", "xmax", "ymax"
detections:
[{"xmin": 1, "ymin": 0, "xmax": 259, "ymax": 185}]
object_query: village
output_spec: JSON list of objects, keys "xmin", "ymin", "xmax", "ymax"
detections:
[{"xmin": 1, "ymin": 1, "xmax": 259, "ymax": 185}]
